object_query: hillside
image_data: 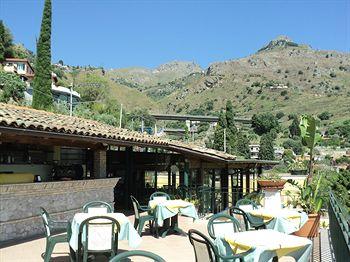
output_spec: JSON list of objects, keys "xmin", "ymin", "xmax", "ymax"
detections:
[{"xmin": 69, "ymin": 36, "xmax": 350, "ymax": 125}]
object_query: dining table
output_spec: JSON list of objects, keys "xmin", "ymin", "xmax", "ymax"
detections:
[
  {"xmin": 148, "ymin": 199, "xmax": 199, "ymax": 237},
  {"xmin": 69, "ymin": 212, "xmax": 142, "ymax": 253},
  {"xmin": 240, "ymin": 206, "xmax": 308, "ymax": 234},
  {"xmin": 214, "ymin": 229, "xmax": 312, "ymax": 262}
]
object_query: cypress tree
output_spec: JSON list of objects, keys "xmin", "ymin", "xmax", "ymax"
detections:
[
  {"xmin": 32, "ymin": 0, "xmax": 53, "ymax": 110},
  {"xmin": 236, "ymin": 131, "xmax": 251, "ymax": 159},
  {"xmin": 289, "ymin": 115, "xmax": 301, "ymax": 138},
  {"xmin": 225, "ymin": 100, "xmax": 237, "ymax": 154},
  {"xmin": 213, "ymin": 111, "xmax": 226, "ymax": 151},
  {"xmin": 259, "ymin": 133, "xmax": 275, "ymax": 160}
]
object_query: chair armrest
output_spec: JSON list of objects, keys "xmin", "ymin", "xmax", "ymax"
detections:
[{"xmin": 139, "ymin": 206, "xmax": 150, "ymax": 211}]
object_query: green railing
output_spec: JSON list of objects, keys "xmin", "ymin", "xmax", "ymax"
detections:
[{"xmin": 329, "ymin": 190, "xmax": 350, "ymax": 261}]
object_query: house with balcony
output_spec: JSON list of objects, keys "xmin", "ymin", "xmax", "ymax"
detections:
[{"xmin": 3, "ymin": 58, "xmax": 35, "ymax": 83}]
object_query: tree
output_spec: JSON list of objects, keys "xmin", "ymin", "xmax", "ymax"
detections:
[
  {"xmin": 0, "ymin": 20, "xmax": 14, "ymax": 62},
  {"xmin": 225, "ymin": 101, "xmax": 237, "ymax": 154},
  {"xmin": 289, "ymin": 115, "xmax": 301, "ymax": 138},
  {"xmin": 32, "ymin": 0, "xmax": 53, "ymax": 110},
  {"xmin": 251, "ymin": 113, "xmax": 280, "ymax": 135},
  {"xmin": 259, "ymin": 133, "xmax": 275, "ymax": 160},
  {"xmin": 213, "ymin": 111, "xmax": 226, "ymax": 151},
  {"xmin": 12, "ymin": 43, "xmax": 35, "ymax": 63},
  {"xmin": 236, "ymin": 131, "xmax": 251, "ymax": 159},
  {"xmin": 0, "ymin": 71, "xmax": 26, "ymax": 102},
  {"xmin": 282, "ymin": 138, "xmax": 303, "ymax": 155}
]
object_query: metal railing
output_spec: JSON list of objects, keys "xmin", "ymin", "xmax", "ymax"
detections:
[{"xmin": 328, "ymin": 190, "xmax": 350, "ymax": 261}]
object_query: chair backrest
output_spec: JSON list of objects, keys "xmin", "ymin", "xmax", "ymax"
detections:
[
  {"xmin": 228, "ymin": 207, "xmax": 249, "ymax": 231},
  {"xmin": 78, "ymin": 216, "xmax": 120, "ymax": 253},
  {"xmin": 207, "ymin": 213, "xmax": 242, "ymax": 239},
  {"xmin": 39, "ymin": 207, "xmax": 51, "ymax": 237},
  {"xmin": 235, "ymin": 199, "xmax": 258, "ymax": 211},
  {"xmin": 82, "ymin": 201, "xmax": 113, "ymax": 213},
  {"xmin": 130, "ymin": 195, "xmax": 141, "ymax": 219},
  {"xmin": 149, "ymin": 192, "xmax": 170, "ymax": 201},
  {"xmin": 188, "ymin": 229, "xmax": 217, "ymax": 262},
  {"xmin": 109, "ymin": 250, "xmax": 166, "ymax": 262}
]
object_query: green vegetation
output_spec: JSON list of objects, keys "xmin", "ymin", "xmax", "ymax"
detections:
[
  {"xmin": 32, "ymin": 0, "xmax": 53, "ymax": 110},
  {"xmin": 0, "ymin": 71, "xmax": 26, "ymax": 102},
  {"xmin": 0, "ymin": 20, "xmax": 14, "ymax": 62},
  {"xmin": 259, "ymin": 132, "xmax": 275, "ymax": 160},
  {"xmin": 300, "ymin": 115, "xmax": 321, "ymax": 179},
  {"xmin": 235, "ymin": 131, "xmax": 251, "ymax": 159},
  {"xmin": 251, "ymin": 113, "xmax": 280, "ymax": 136}
]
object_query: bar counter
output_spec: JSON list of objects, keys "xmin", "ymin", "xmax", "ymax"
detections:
[{"xmin": 0, "ymin": 177, "xmax": 120, "ymax": 243}]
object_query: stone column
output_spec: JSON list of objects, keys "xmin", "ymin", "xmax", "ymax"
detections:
[{"xmin": 94, "ymin": 149, "xmax": 107, "ymax": 178}]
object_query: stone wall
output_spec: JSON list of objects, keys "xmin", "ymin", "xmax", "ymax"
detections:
[{"xmin": 0, "ymin": 178, "xmax": 119, "ymax": 243}]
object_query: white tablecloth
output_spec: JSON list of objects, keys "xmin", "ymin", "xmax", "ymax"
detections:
[{"xmin": 69, "ymin": 213, "xmax": 141, "ymax": 252}]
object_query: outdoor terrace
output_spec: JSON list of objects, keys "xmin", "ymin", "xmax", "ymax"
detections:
[{"xmin": 0, "ymin": 214, "xmax": 331, "ymax": 262}]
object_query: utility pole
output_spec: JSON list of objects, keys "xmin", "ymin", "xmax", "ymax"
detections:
[
  {"xmin": 119, "ymin": 104, "xmax": 123, "ymax": 128},
  {"xmin": 223, "ymin": 128, "xmax": 227, "ymax": 153},
  {"xmin": 69, "ymin": 84, "xmax": 73, "ymax": 117}
]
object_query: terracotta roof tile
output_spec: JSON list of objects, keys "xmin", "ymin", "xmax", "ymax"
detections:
[{"xmin": 0, "ymin": 103, "xmax": 236, "ymax": 161}]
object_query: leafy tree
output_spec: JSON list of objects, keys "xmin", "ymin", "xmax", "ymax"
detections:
[
  {"xmin": 251, "ymin": 113, "xmax": 280, "ymax": 135},
  {"xmin": 259, "ymin": 133, "xmax": 275, "ymax": 160},
  {"xmin": 289, "ymin": 115, "xmax": 301, "ymax": 138},
  {"xmin": 282, "ymin": 138, "xmax": 303, "ymax": 155},
  {"xmin": 236, "ymin": 131, "xmax": 251, "ymax": 158},
  {"xmin": 0, "ymin": 71, "xmax": 26, "ymax": 102},
  {"xmin": 213, "ymin": 111, "xmax": 226, "ymax": 151},
  {"xmin": 32, "ymin": 0, "xmax": 53, "ymax": 110},
  {"xmin": 0, "ymin": 20, "xmax": 14, "ymax": 62}
]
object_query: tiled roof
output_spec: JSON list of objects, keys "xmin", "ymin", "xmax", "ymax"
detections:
[{"xmin": 0, "ymin": 103, "xmax": 236, "ymax": 161}]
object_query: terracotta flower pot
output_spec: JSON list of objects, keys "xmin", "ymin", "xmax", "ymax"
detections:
[
  {"xmin": 257, "ymin": 179, "xmax": 287, "ymax": 190},
  {"xmin": 293, "ymin": 213, "xmax": 320, "ymax": 238}
]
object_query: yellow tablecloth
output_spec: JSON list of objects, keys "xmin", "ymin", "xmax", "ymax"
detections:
[
  {"xmin": 149, "ymin": 199, "xmax": 192, "ymax": 213},
  {"xmin": 224, "ymin": 229, "xmax": 311, "ymax": 258}
]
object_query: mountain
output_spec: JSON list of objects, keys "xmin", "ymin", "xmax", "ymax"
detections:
[{"xmin": 69, "ymin": 36, "xmax": 350, "ymax": 124}]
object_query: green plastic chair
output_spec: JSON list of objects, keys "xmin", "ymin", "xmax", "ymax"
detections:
[
  {"xmin": 229, "ymin": 206, "xmax": 266, "ymax": 230},
  {"xmin": 149, "ymin": 191, "xmax": 171, "ymax": 201},
  {"xmin": 76, "ymin": 215, "xmax": 120, "ymax": 262},
  {"xmin": 207, "ymin": 213, "xmax": 243, "ymax": 239},
  {"xmin": 130, "ymin": 195, "xmax": 157, "ymax": 236},
  {"xmin": 82, "ymin": 201, "xmax": 113, "ymax": 213},
  {"xmin": 109, "ymin": 250, "xmax": 165, "ymax": 262},
  {"xmin": 40, "ymin": 207, "xmax": 71, "ymax": 262},
  {"xmin": 188, "ymin": 229, "xmax": 253, "ymax": 262},
  {"xmin": 227, "ymin": 207, "xmax": 250, "ymax": 231}
]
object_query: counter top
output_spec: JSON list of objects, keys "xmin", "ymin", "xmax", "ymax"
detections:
[{"xmin": 0, "ymin": 177, "xmax": 120, "ymax": 196}]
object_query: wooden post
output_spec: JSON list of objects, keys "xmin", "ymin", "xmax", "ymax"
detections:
[{"xmin": 221, "ymin": 166, "xmax": 229, "ymax": 210}]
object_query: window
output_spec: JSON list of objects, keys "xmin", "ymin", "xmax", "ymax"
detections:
[{"xmin": 17, "ymin": 63, "xmax": 25, "ymax": 71}]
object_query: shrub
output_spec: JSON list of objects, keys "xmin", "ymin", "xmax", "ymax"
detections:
[
  {"xmin": 280, "ymin": 90, "xmax": 288, "ymax": 96},
  {"xmin": 330, "ymin": 72, "xmax": 336, "ymax": 78},
  {"xmin": 276, "ymin": 112, "xmax": 285, "ymax": 119},
  {"xmin": 318, "ymin": 111, "xmax": 332, "ymax": 121}
]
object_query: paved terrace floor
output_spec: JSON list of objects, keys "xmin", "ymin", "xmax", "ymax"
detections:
[{"xmin": 1, "ymin": 214, "xmax": 321, "ymax": 262}]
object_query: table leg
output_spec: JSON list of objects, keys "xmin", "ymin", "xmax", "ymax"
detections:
[{"xmin": 161, "ymin": 215, "xmax": 186, "ymax": 238}]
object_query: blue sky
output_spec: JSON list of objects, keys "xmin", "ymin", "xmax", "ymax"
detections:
[{"xmin": 1, "ymin": 0, "xmax": 349, "ymax": 69}]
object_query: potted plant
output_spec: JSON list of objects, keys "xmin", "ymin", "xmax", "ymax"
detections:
[
  {"xmin": 285, "ymin": 174, "xmax": 323, "ymax": 238},
  {"xmin": 288, "ymin": 161, "xmax": 308, "ymax": 176},
  {"xmin": 257, "ymin": 173, "xmax": 287, "ymax": 190}
]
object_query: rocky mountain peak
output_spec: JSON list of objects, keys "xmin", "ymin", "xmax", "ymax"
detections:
[{"xmin": 258, "ymin": 35, "xmax": 300, "ymax": 52}]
